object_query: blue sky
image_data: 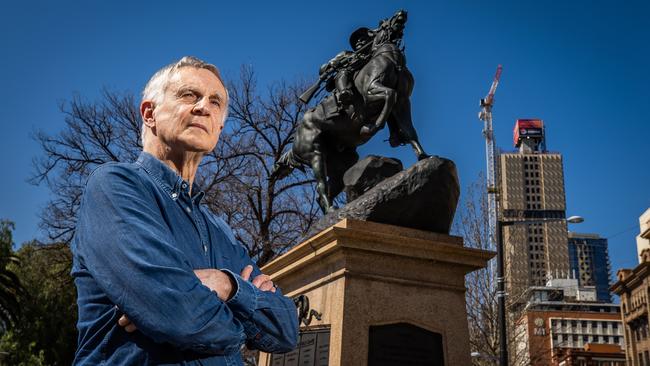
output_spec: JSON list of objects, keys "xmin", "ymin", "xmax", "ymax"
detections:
[{"xmin": 0, "ymin": 0, "xmax": 648, "ymax": 280}]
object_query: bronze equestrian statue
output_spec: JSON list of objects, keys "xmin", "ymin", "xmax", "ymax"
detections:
[{"xmin": 273, "ymin": 10, "xmax": 429, "ymax": 213}]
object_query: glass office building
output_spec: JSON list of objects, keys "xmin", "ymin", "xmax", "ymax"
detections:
[{"xmin": 568, "ymin": 232, "xmax": 612, "ymax": 303}]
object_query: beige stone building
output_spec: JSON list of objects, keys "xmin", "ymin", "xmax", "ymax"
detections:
[
  {"xmin": 499, "ymin": 119, "xmax": 570, "ymax": 301},
  {"xmin": 611, "ymin": 207, "xmax": 650, "ymax": 366}
]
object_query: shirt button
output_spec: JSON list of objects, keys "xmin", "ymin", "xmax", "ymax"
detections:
[
  {"xmin": 171, "ymin": 192, "xmax": 178, "ymax": 199},
  {"xmin": 186, "ymin": 207, "xmax": 191, "ymax": 213},
  {"xmin": 203, "ymin": 244, "xmax": 208, "ymax": 253},
  {"xmin": 181, "ymin": 182, "xmax": 188, "ymax": 189}
]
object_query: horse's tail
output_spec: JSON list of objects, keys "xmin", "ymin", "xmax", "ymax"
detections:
[{"xmin": 272, "ymin": 149, "xmax": 305, "ymax": 180}]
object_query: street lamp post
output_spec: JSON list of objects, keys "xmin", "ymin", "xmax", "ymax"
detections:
[
  {"xmin": 496, "ymin": 219, "xmax": 507, "ymax": 366},
  {"xmin": 495, "ymin": 215, "xmax": 583, "ymax": 366}
]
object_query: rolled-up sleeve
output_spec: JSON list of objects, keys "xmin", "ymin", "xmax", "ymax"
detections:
[
  {"xmin": 74, "ymin": 164, "xmax": 246, "ymax": 354},
  {"xmin": 227, "ymin": 270, "xmax": 299, "ymax": 353}
]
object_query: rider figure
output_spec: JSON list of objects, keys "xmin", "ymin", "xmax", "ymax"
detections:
[{"xmin": 319, "ymin": 27, "xmax": 373, "ymax": 106}]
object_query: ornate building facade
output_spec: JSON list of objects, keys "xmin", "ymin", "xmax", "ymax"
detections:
[{"xmin": 611, "ymin": 208, "xmax": 650, "ymax": 366}]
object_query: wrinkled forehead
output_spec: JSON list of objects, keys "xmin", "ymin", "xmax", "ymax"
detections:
[{"xmin": 167, "ymin": 67, "xmax": 227, "ymax": 95}]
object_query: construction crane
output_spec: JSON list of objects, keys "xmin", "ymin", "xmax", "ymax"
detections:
[
  {"xmin": 479, "ymin": 65, "xmax": 508, "ymax": 366},
  {"xmin": 478, "ymin": 64, "xmax": 503, "ymax": 250}
]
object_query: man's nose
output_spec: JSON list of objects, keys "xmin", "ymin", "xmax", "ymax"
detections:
[{"xmin": 192, "ymin": 97, "xmax": 211, "ymax": 116}]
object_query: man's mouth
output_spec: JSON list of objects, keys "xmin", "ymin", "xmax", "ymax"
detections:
[{"xmin": 188, "ymin": 123, "xmax": 209, "ymax": 133}]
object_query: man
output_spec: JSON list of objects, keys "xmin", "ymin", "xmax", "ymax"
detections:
[
  {"xmin": 71, "ymin": 56, "xmax": 298, "ymax": 365},
  {"xmin": 319, "ymin": 27, "xmax": 373, "ymax": 106}
]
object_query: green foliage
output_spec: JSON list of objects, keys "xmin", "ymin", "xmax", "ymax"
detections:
[
  {"xmin": 0, "ymin": 241, "xmax": 76, "ymax": 365},
  {"xmin": 0, "ymin": 220, "xmax": 25, "ymax": 332},
  {"xmin": 0, "ymin": 332, "xmax": 46, "ymax": 366}
]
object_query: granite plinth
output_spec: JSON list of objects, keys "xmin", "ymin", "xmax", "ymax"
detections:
[{"xmin": 258, "ymin": 219, "xmax": 494, "ymax": 366}]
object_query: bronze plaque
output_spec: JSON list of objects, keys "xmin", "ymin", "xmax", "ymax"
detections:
[
  {"xmin": 315, "ymin": 331, "xmax": 330, "ymax": 366},
  {"xmin": 368, "ymin": 323, "xmax": 444, "ymax": 366},
  {"xmin": 270, "ymin": 328, "xmax": 330, "ymax": 366},
  {"xmin": 298, "ymin": 332, "xmax": 316, "ymax": 364}
]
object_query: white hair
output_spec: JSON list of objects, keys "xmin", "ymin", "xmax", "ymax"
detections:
[{"xmin": 141, "ymin": 56, "xmax": 229, "ymax": 144}]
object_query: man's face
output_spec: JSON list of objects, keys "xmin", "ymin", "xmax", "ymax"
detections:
[
  {"xmin": 354, "ymin": 38, "xmax": 367, "ymax": 51},
  {"xmin": 150, "ymin": 67, "xmax": 227, "ymax": 154}
]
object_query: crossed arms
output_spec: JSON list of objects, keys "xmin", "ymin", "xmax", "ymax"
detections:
[{"xmin": 73, "ymin": 164, "xmax": 298, "ymax": 355}]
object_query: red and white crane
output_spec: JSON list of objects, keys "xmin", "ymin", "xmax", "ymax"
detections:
[{"xmin": 478, "ymin": 65, "xmax": 503, "ymax": 250}]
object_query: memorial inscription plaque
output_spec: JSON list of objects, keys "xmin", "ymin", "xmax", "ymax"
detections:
[
  {"xmin": 368, "ymin": 323, "xmax": 444, "ymax": 366},
  {"xmin": 270, "ymin": 328, "xmax": 330, "ymax": 366}
]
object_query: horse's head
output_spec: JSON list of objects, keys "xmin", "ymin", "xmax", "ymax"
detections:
[
  {"xmin": 389, "ymin": 9, "xmax": 408, "ymax": 31},
  {"xmin": 373, "ymin": 10, "xmax": 408, "ymax": 48}
]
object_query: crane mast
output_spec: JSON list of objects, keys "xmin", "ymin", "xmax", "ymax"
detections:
[{"xmin": 478, "ymin": 65, "xmax": 502, "ymax": 250}]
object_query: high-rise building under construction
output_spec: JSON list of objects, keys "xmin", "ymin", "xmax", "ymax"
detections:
[{"xmin": 499, "ymin": 119, "xmax": 571, "ymax": 300}]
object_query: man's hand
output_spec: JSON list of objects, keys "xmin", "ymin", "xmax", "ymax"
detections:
[
  {"xmin": 194, "ymin": 268, "xmax": 237, "ymax": 302},
  {"xmin": 118, "ymin": 313, "xmax": 137, "ymax": 333},
  {"xmin": 240, "ymin": 265, "xmax": 276, "ymax": 293}
]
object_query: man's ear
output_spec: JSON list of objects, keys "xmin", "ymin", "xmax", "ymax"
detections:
[{"xmin": 140, "ymin": 100, "xmax": 156, "ymax": 128}]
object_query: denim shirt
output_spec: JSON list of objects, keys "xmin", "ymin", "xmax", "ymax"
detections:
[{"xmin": 71, "ymin": 152, "xmax": 298, "ymax": 365}]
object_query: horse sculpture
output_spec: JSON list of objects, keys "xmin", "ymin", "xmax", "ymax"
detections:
[{"xmin": 273, "ymin": 10, "xmax": 429, "ymax": 213}]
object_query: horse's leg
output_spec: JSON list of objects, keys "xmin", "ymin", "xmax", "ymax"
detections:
[
  {"xmin": 293, "ymin": 108, "xmax": 334, "ymax": 213},
  {"xmin": 327, "ymin": 171, "xmax": 344, "ymax": 205},
  {"xmin": 389, "ymin": 98, "xmax": 429, "ymax": 160},
  {"xmin": 327, "ymin": 149, "xmax": 359, "ymax": 204},
  {"xmin": 410, "ymin": 140, "xmax": 429, "ymax": 161},
  {"xmin": 310, "ymin": 147, "xmax": 332, "ymax": 213},
  {"xmin": 363, "ymin": 79, "xmax": 397, "ymax": 134}
]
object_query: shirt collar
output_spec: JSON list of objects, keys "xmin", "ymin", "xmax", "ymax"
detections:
[{"xmin": 135, "ymin": 151, "xmax": 205, "ymax": 204}]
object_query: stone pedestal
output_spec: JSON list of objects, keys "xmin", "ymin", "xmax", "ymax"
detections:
[{"xmin": 258, "ymin": 219, "xmax": 494, "ymax": 366}]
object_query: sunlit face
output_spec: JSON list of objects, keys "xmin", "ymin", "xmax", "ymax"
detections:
[{"xmin": 149, "ymin": 67, "xmax": 227, "ymax": 154}]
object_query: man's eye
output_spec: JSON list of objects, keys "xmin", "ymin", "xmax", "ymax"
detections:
[
  {"xmin": 210, "ymin": 99, "xmax": 221, "ymax": 106},
  {"xmin": 181, "ymin": 92, "xmax": 197, "ymax": 101}
]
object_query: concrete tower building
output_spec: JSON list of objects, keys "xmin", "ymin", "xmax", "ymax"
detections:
[{"xmin": 500, "ymin": 119, "xmax": 571, "ymax": 300}]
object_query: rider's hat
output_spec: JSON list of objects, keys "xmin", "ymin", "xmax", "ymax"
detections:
[{"xmin": 349, "ymin": 27, "xmax": 372, "ymax": 50}]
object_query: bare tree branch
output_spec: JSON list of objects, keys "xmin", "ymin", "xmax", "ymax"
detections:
[
  {"xmin": 30, "ymin": 65, "xmax": 320, "ymax": 268},
  {"xmin": 458, "ymin": 174, "xmax": 551, "ymax": 365}
]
